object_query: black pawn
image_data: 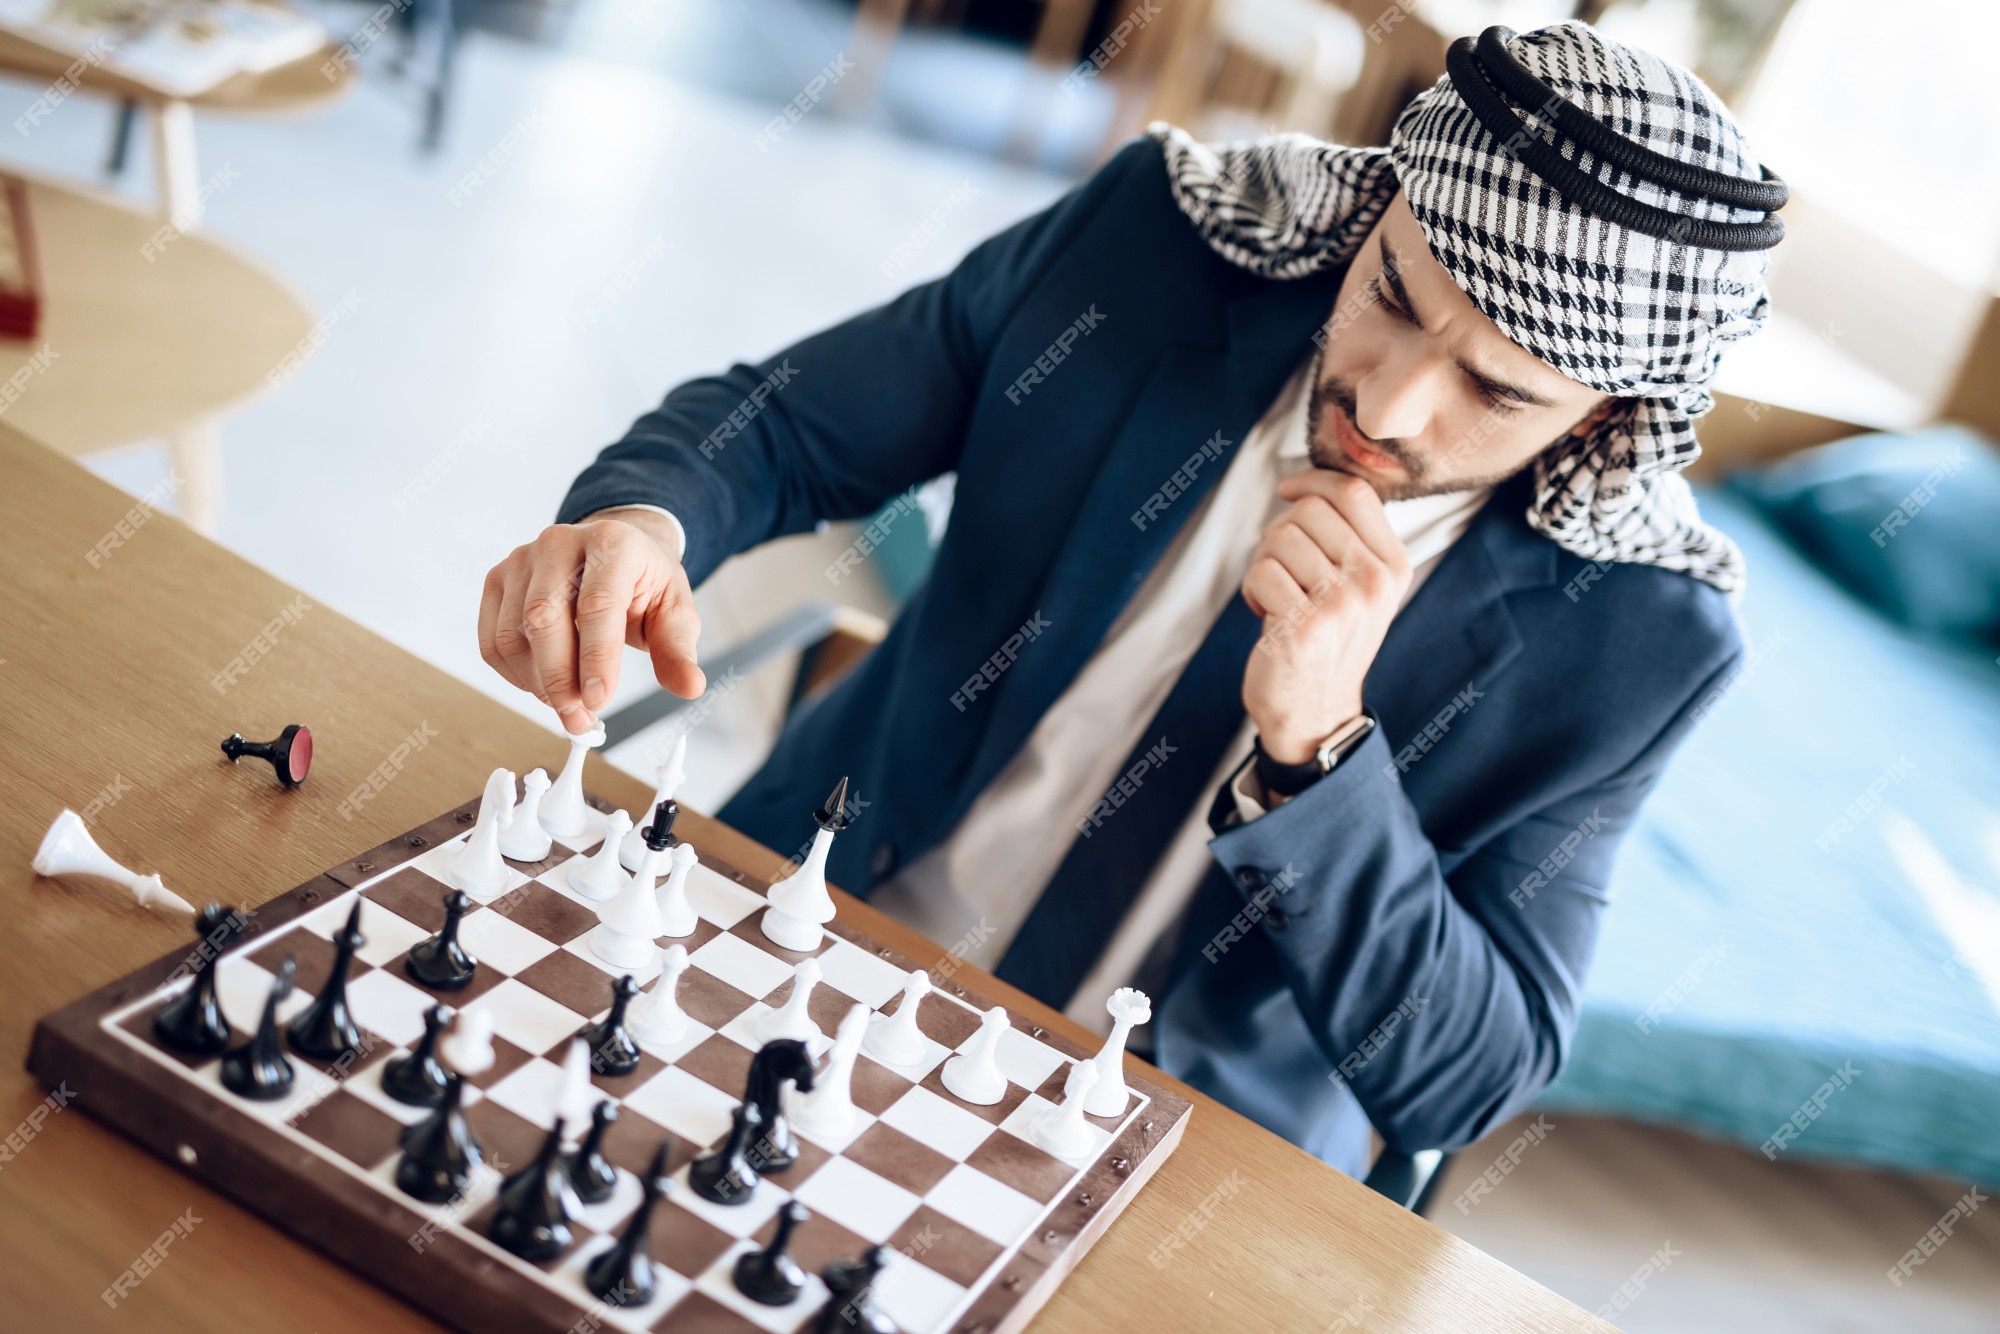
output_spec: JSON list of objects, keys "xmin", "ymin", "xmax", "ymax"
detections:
[
  {"xmin": 288, "ymin": 899, "xmax": 365, "ymax": 1062},
  {"xmin": 220, "ymin": 956, "xmax": 297, "ymax": 1100},
  {"xmin": 576, "ymin": 974, "xmax": 643, "ymax": 1077},
  {"xmin": 564, "ymin": 1099, "xmax": 619, "ymax": 1204},
  {"xmin": 406, "ymin": 890, "xmax": 477, "ymax": 990},
  {"xmin": 815, "ymin": 1246, "xmax": 897, "ymax": 1334},
  {"xmin": 735, "ymin": 1201, "xmax": 808, "ymax": 1306},
  {"xmin": 220, "ymin": 724, "xmax": 312, "ymax": 787},
  {"xmin": 585, "ymin": 1141, "xmax": 669, "ymax": 1306},
  {"xmin": 688, "ymin": 1100, "xmax": 763, "ymax": 1206},
  {"xmin": 491, "ymin": 1117, "xmax": 582, "ymax": 1262},
  {"xmin": 155, "ymin": 903, "xmax": 242, "ymax": 1055},
  {"xmin": 381, "ymin": 1004, "xmax": 454, "ymax": 1107},
  {"xmin": 396, "ymin": 1072, "xmax": 481, "ymax": 1203}
]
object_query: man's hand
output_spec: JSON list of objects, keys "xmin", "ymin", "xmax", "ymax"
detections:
[
  {"xmin": 1241, "ymin": 471, "xmax": 1411, "ymax": 763},
  {"xmin": 478, "ymin": 508, "xmax": 706, "ymax": 734}
]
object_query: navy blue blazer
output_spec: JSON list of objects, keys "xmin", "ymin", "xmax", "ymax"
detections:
[{"xmin": 559, "ymin": 138, "xmax": 1744, "ymax": 1177}]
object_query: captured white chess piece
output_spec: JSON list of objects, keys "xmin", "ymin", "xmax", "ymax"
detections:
[
  {"xmin": 941, "ymin": 1006, "xmax": 1010, "ymax": 1105},
  {"xmin": 864, "ymin": 969, "xmax": 931, "ymax": 1067},
  {"xmin": 590, "ymin": 860, "xmax": 664, "ymax": 971},
  {"xmin": 568, "ymin": 809, "xmax": 632, "ymax": 903},
  {"xmin": 1031, "ymin": 1060, "xmax": 1101, "ymax": 1161},
  {"xmin": 497, "ymin": 769, "xmax": 553, "ymax": 862},
  {"xmin": 755, "ymin": 956, "xmax": 824, "ymax": 1046},
  {"xmin": 446, "ymin": 768, "xmax": 516, "ymax": 899},
  {"xmin": 653, "ymin": 842, "xmax": 700, "ymax": 939},
  {"xmin": 32, "ymin": 809, "xmax": 194, "ymax": 915},
  {"xmin": 1086, "ymin": 987, "xmax": 1150, "ymax": 1117},
  {"xmin": 540, "ymin": 724, "xmax": 606, "ymax": 839},
  {"xmin": 620, "ymin": 734, "xmax": 687, "ymax": 872},
  {"xmin": 441, "ymin": 1006, "xmax": 495, "ymax": 1076},
  {"xmin": 631, "ymin": 944, "xmax": 690, "ymax": 1046},
  {"xmin": 789, "ymin": 1003, "xmax": 866, "ymax": 1139},
  {"xmin": 759, "ymin": 778, "xmax": 849, "ymax": 952}
]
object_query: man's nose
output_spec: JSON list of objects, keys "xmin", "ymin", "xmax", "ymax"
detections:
[{"xmin": 1355, "ymin": 344, "xmax": 1449, "ymax": 443}]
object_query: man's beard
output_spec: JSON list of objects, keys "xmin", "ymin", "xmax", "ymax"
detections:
[{"xmin": 1306, "ymin": 374, "xmax": 1544, "ymax": 501}]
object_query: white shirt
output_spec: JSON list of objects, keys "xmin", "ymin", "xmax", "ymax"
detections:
[{"xmin": 870, "ymin": 358, "xmax": 1493, "ymax": 1030}]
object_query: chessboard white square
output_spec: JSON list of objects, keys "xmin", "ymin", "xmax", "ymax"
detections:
[
  {"xmin": 686, "ymin": 862, "xmax": 765, "ymax": 930},
  {"xmin": 622, "ymin": 1066, "xmax": 738, "ymax": 1152},
  {"xmin": 875, "ymin": 1251, "xmax": 970, "ymax": 1334},
  {"xmin": 923, "ymin": 1164, "xmax": 1043, "ymax": 1247},
  {"xmin": 573, "ymin": 1167, "xmax": 645, "ymax": 1237},
  {"xmin": 561, "ymin": 935, "xmax": 662, "ymax": 985},
  {"xmin": 401, "ymin": 837, "xmax": 532, "ymax": 902},
  {"xmin": 791, "ymin": 1156, "xmax": 921, "ymax": 1243},
  {"xmin": 863, "ymin": 1018, "xmax": 951, "ymax": 1084},
  {"xmin": 298, "ymin": 895, "xmax": 433, "ymax": 968},
  {"xmin": 549, "ymin": 1237, "xmax": 688, "ymax": 1334},
  {"xmin": 994, "ymin": 1028, "xmax": 1069, "ymax": 1093},
  {"xmin": 345, "ymin": 967, "xmax": 440, "ymax": 1047},
  {"xmin": 458, "ymin": 907, "xmax": 560, "ymax": 974},
  {"xmin": 483, "ymin": 1056, "xmax": 565, "ymax": 1130},
  {"xmin": 466, "ymin": 978, "xmax": 585, "ymax": 1057},
  {"xmin": 213, "ymin": 954, "xmax": 310, "ymax": 1032},
  {"xmin": 345, "ymin": 1052, "xmax": 436, "ymax": 1126},
  {"xmin": 535, "ymin": 855, "xmax": 611, "ymax": 908},
  {"xmin": 876, "ymin": 1086, "xmax": 995, "ymax": 1161},
  {"xmin": 667, "ymin": 1164, "xmax": 787, "ymax": 1239},
  {"xmin": 551, "ymin": 809, "xmax": 612, "ymax": 854},
  {"xmin": 688, "ymin": 930, "xmax": 795, "ymax": 999},
  {"xmin": 691, "ymin": 1241, "xmax": 826, "ymax": 1333},
  {"xmin": 812, "ymin": 939, "xmax": 910, "ymax": 1010},
  {"xmin": 998, "ymin": 1094, "xmax": 1113, "ymax": 1166}
]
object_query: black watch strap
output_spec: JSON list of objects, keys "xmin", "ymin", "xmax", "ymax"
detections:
[{"xmin": 1254, "ymin": 738, "xmax": 1326, "ymax": 799}]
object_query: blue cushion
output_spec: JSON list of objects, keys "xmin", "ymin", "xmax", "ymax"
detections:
[{"xmin": 1727, "ymin": 426, "xmax": 2000, "ymax": 644}]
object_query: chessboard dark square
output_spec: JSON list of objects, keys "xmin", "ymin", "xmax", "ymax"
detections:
[
  {"xmin": 487, "ymin": 881, "xmax": 597, "ymax": 945},
  {"xmin": 649, "ymin": 1209, "xmax": 737, "ymax": 1283},
  {"xmin": 755, "ymin": 1131, "xmax": 832, "ymax": 1193},
  {"xmin": 903, "ymin": 992, "xmax": 981, "ymax": 1049},
  {"xmin": 673, "ymin": 1034, "xmax": 753, "ymax": 1100},
  {"xmin": 726, "ymin": 914, "xmax": 834, "ymax": 962},
  {"xmin": 843, "ymin": 1121, "xmax": 955, "ymax": 1196},
  {"xmin": 502, "ymin": 841, "xmax": 577, "ymax": 880},
  {"xmin": 917, "ymin": 1064, "xmax": 1030, "ymax": 1126},
  {"xmin": 515, "ymin": 950, "xmax": 626, "ymax": 1017},
  {"xmin": 363, "ymin": 867, "xmax": 454, "ymax": 933},
  {"xmin": 462, "ymin": 1035, "xmax": 537, "ymax": 1091},
  {"xmin": 750, "ymin": 1204, "xmax": 869, "ymax": 1279},
  {"xmin": 890, "ymin": 1205, "xmax": 1004, "ymax": 1288},
  {"xmin": 387, "ymin": 948, "xmax": 508, "ymax": 1006},
  {"xmin": 249, "ymin": 929, "xmax": 375, "ymax": 994},
  {"xmin": 466, "ymin": 1095, "xmax": 549, "ymax": 1173},
  {"xmin": 674, "ymin": 967, "xmax": 754, "ymax": 1031},
  {"xmin": 589, "ymin": 1048, "xmax": 666, "ymax": 1102},
  {"xmin": 652, "ymin": 917, "xmax": 723, "ymax": 955},
  {"xmin": 599, "ymin": 1106, "xmax": 697, "ymax": 1177},
  {"xmin": 964, "ymin": 1130, "xmax": 1074, "ymax": 1206},
  {"xmin": 849, "ymin": 1057, "xmax": 914, "ymax": 1117},
  {"xmin": 295, "ymin": 1088, "xmax": 404, "ymax": 1168},
  {"xmin": 755, "ymin": 974, "xmax": 862, "ymax": 1039}
]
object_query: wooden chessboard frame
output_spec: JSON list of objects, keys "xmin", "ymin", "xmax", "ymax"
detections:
[{"xmin": 26, "ymin": 792, "xmax": 1192, "ymax": 1334}]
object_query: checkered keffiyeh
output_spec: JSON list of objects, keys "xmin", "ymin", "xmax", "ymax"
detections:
[{"xmin": 1150, "ymin": 21, "xmax": 1779, "ymax": 592}]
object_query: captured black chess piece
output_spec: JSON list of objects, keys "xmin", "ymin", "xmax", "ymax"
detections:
[
  {"xmin": 734, "ymin": 1200, "xmax": 808, "ymax": 1305},
  {"xmin": 585, "ymin": 1141, "xmax": 670, "ymax": 1306},
  {"xmin": 220, "ymin": 724, "xmax": 312, "ymax": 788},
  {"xmin": 221, "ymin": 955, "xmax": 297, "ymax": 1099},
  {"xmin": 744, "ymin": 1039, "xmax": 814, "ymax": 1174},
  {"xmin": 577, "ymin": 974, "xmax": 643, "ymax": 1077},
  {"xmin": 491, "ymin": 1117, "xmax": 583, "ymax": 1262},
  {"xmin": 154, "ymin": 902, "xmax": 243, "ymax": 1055},
  {"xmin": 688, "ymin": 1100, "xmax": 763, "ymax": 1206},
  {"xmin": 563, "ymin": 1099, "xmax": 619, "ymax": 1205},
  {"xmin": 405, "ymin": 890, "xmax": 477, "ymax": 990},
  {"xmin": 396, "ymin": 1072, "xmax": 481, "ymax": 1203},
  {"xmin": 288, "ymin": 899, "xmax": 365, "ymax": 1062},
  {"xmin": 815, "ymin": 1246, "xmax": 898, "ymax": 1334},
  {"xmin": 381, "ymin": 1004, "xmax": 453, "ymax": 1107}
]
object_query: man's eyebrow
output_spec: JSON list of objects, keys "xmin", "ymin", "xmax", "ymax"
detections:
[{"xmin": 1384, "ymin": 234, "xmax": 1559, "ymax": 408}]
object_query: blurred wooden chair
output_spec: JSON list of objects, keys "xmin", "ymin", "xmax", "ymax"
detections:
[{"xmin": 1144, "ymin": 0, "xmax": 1367, "ymax": 142}]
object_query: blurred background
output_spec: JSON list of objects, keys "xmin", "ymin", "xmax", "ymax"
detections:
[{"xmin": 4, "ymin": 0, "xmax": 1998, "ymax": 1327}]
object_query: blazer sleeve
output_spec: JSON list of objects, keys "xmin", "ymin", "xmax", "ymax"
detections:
[
  {"xmin": 557, "ymin": 141, "xmax": 1157, "ymax": 587},
  {"xmin": 1203, "ymin": 648, "xmax": 1745, "ymax": 1154}
]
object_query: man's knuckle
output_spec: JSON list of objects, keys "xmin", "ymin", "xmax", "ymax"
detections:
[
  {"xmin": 522, "ymin": 596, "xmax": 570, "ymax": 633},
  {"xmin": 575, "ymin": 587, "xmax": 623, "ymax": 620}
]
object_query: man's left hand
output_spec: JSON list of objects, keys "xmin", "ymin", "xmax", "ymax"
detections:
[{"xmin": 1240, "ymin": 470, "xmax": 1412, "ymax": 764}]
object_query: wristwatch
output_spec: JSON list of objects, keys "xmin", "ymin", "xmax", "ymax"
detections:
[{"xmin": 1253, "ymin": 713, "xmax": 1377, "ymax": 799}]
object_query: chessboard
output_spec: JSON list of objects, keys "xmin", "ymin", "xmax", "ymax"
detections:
[{"xmin": 27, "ymin": 783, "xmax": 1191, "ymax": 1334}]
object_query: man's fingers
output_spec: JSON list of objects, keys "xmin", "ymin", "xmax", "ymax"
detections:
[
  {"xmin": 573, "ymin": 536, "xmax": 647, "ymax": 714},
  {"xmin": 520, "ymin": 540, "xmax": 589, "ymax": 728},
  {"xmin": 642, "ymin": 577, "xmax": 706, "ymax": 700},
  {"xmin": 1243, "ymin": 556, "xmax": 1310, "ymax": 626},
  {"xmin": 491, "ymin": 559, "xmax": 540, "ymax": 697},
  {"xmin": 1264, "ymin": 521, "xmax": 1351, "ymax": 603},
  {"xmin": 1278, "ymin": 470, "xmax": 1410, "ymax": 576}
]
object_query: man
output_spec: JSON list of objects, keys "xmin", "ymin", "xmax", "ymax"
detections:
[{"xmin": 479, "ymin": 23, "xmax": 1783, "ymax": 1179}]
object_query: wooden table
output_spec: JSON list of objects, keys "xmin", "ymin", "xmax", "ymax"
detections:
[
  {"xmin": 0, "ymin": 170, "xmax": 315, "ymax": 531},
  {"xmin": 0, "ymin": 424, "xmax": 1612, "ymax": 1332}
]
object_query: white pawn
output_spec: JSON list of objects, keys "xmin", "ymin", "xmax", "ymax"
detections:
[
  {"xmin": 1031, "ymin": 1060, "xmax": 1100, "ymax": 1161},
  {"xmin": 941, "ymin": 1006, "xmax": 1010, "ymax": 1105},
  {"xmin": 447, "ymin": 768, "xmax": 516, "ymax": 898},
  {"xmin": 1086, "ymin": 987, "xmax": 1151, "ymax": 1117},
  {"xmin": 441, "ymin": 1006, "xmax": 495, "ymax": 1076},
  {"xmin": 655, "ymin": 843, "xmax": 700, "ymax": 938},
  {"xmin": 540, "ymin": 724, "xmax": 606, "ymax": 839},
  {"xmin": 590, "ymin": 858, "xmax": 664, "ymax": 971},
  {"xmin": 760, "ymin": 778, "xmax": 849, "ymax": 952},
  {"xmin": 569, "ymin": 810, "xmax": 632, "ymax": 903},
  {"xmin": 498, "ymin": 769, "xmax": 553, "ymax": 862},
  {"xmin": 32, "ymin": 809, "xmax": 195, "ymax": 915},
  {"xmin": 620, "ymin": 734, "xmax": 687, "ymax": 871},
  {"xmin": 790, "ymin": 1003, "xmax": 865, "ymax": 1139},
  {"xmin": 756, "ymin": 957, "xmax": 823, "ymax": 1046},
  {"xmin": 865, "ymin": 969, "xmax": 930, "ymax": 1067},
  {"xmin": 555, "ymin": 1037, "xmax": 596, "ymax": 1136},
  {"xmin": 632, "ymin": 945, "xmax": 690, "ymax": 1046}
]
